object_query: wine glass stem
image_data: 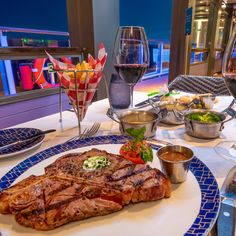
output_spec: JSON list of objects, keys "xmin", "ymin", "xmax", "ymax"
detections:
[{"xmin": 129, "ymin": 85, "xmax": 135, "ymax": 108}]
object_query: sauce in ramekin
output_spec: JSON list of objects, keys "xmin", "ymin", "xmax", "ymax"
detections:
[{"xmin": 160, "ymin": 151, "xmax": 189, "ymax": 162}]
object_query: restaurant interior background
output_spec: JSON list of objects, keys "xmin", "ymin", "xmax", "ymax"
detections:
[{"xmin": 0, "ymin": 0, "xmax": 235, "ymax": 127}]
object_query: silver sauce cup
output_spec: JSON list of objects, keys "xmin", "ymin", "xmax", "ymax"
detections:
[{"xmin": 157, "ymin": 145, "xmax": 194, "ymax": 184}]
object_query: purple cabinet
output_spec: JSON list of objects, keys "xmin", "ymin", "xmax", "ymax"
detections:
[{"xmin": 0, "ymin": 93, "xmax": 71, "ymax": 128}]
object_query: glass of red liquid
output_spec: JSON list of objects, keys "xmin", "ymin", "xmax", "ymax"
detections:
[{"xmin": 113, "ymin": 26, "xmax": 149, "ymax": 107}]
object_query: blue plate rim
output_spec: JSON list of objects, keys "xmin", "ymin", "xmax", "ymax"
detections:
[
  {"xmin": 0, "ymin": 127, "xmax": 45, "ymax": 158},
  {"xmin": 0, "ymin": 135, "xmax": 220, "ymax": 236}
]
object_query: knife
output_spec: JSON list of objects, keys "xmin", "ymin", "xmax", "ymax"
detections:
[
  {"xmin": 217, "ymin": 166, "xmax": 236, "ymax": 236},
  {"xmin": 146, "ymin": 137, "xmax": 173, "ymax": 147},
  {"xmin": 0, "ymin": 129, "xmax": 56, "ymax": 151},
  {"xmin": 135, "ymin": 94, "xmax": 163, "ymax": 108}
]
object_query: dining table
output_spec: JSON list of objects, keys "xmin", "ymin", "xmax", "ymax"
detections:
[{"xmin": 0, "ymin": 91, "xmax": 235, "ymax": 236}]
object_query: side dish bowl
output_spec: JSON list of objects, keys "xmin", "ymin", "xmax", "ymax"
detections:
[
  {"xmin": 184, "ymin": 111, "xmax": 233, "ymax": 139},
  {"xmin": 106, "ymin": 109, "xmax": 167, "ymax": 138},
  {"xmin": 149, "ymin": 100, "xmax": 190, "ymax": 125},
  {"xmin": 157, "ymin": 101, "xmax": 188, "ymax": 125}
]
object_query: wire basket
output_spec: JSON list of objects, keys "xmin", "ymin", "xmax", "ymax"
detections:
[
  {"xmin": 64, "ymin": 87, "xmax": 97, "ymax": 121},
  {"xmin": 49, "ymin": 68, "xmax": 103, "ymax": 134},
  {"xmin": 46, "ymin": 44, "xmax": 107, "ymax": 135}
]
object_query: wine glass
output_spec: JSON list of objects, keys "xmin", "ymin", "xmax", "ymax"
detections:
[
  {"xmin": 113, "ymin": 26, "xmax": 149, "ymax": 107},
  {"xmin": 215, "ymin": 23, "xmax": 236, "ymax": 161}
]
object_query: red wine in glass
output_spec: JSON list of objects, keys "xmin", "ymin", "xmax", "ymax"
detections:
[
  {"xmin": 113, "ymin": 26, "xmax": 149, "ymax": 107},
  {"xmin": 114, "ymin": 63, "xmax": 148, "ymax": 86}
]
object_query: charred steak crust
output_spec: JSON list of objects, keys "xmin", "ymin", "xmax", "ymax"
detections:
[
  {"xmin": 0, "ymin": 148, "xmax": 171, "ymax": 230},
  {"xmin": 0, "ymin": 175, "xmax": 45, "ymax": 214},
  {"xmin": 45, "ymin": 149, "xmax": 134, "ymax": 179},
  {"xmin": 12, "ymin": 176, "xmax": 128, "ymax": 230}
]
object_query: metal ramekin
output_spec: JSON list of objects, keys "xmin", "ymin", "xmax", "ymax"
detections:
[{"xmin": 157, "ymin": 145, "xmax": 194, "ymax": 184}]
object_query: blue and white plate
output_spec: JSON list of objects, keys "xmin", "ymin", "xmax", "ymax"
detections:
[
  {"xmin": 0, "ymin": 128, "xmax": 45, "ymax": 158},
  {"xmin": 0, "ymin": 135, "xmax": 220, "ymax": 236}
]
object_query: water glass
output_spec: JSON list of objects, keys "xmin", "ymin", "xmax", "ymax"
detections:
[{"xmin": 109, "ymin": 73, "xmax": 130, "ymax": 110}]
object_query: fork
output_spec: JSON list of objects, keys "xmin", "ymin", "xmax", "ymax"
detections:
[
  {"xmin": 82, "ymin": 122, "xmax": 101, "ymax": 139},
  {"xmin": 67, "ymin": 122, "xmax": 101, "ymax": 142}
]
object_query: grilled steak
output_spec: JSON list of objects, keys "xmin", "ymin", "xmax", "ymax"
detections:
[
  {"xmin": 0, "ymin": 148, "xmax": 171, "ymax": 230},
  {"xmin": 45, "ymin": 149, "xmax": 140, "ymax": 181},
  {"xmin": 10, "ymin": 176, "xmax": 130, "ymax": 230},
  {"xmin": 0, "ymin": 175, "xmax": 45, "ymax": 214}
]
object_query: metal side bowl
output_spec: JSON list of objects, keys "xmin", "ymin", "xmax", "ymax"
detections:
[
  {"xmin": 106, "ymin": 108, "xmax": 167, "ymax": 138},
  {"xmin": 149, "ymin": 100, "xmax": 189, "ymax": 125},
  {"xmin": 184, "ymin": 110, "xmax": 234, "ymax": 139}
]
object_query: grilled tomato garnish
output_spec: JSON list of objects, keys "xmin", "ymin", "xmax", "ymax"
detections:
[{"xmin": 120, "ymin": 127, "xmax": 153, "ymax": 164}]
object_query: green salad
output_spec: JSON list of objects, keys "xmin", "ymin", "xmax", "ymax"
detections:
[{"xmin": 186, "ymin": 112, "xmax": 221, "ymax": 123}]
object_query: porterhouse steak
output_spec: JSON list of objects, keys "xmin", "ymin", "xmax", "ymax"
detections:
[{"xmin": 0, "ymin": 148, "xmax": 171, "ymax": 230}]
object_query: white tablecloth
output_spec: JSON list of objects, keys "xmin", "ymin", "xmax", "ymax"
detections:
[{"xmin": 1, "ymin": 92, "xmax": 236, "ymax": 188}]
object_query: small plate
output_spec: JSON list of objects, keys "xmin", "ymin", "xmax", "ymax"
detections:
[{"xmin": 0, "ymin": 128, "xmax": 45, "ymax": 158}]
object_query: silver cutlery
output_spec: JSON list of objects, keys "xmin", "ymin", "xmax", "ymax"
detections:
[
  {"xmin": 146, "ymin": 137, "xmax": 173, "ymax": 146},
  {"xmin": 83, "ymin": 122, "xmax": 100, "ymax": 138},
  {"xmin": 135, "ymin": 94, "xmax": 163, "ymax": 109},
  {"xmin": 67, "ymin": 123, "xmax": 101, "ymax": 142},
  {"xmin": 217, "ymin": 166, "xmax": 236, "ymax": 236},
  {"xmin": 0, "ymin": 129, "xmax": 56, "ymax": 151},
  {"xmin": 148, "ymin": 98, "xmax": 160, "ymax": 112}
]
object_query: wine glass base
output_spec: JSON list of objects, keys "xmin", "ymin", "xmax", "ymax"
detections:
[{"xmin": 214, "ymin": 141, "xmax": 236, "ymax": 161}]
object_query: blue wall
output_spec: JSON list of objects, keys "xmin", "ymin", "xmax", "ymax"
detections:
[
  {"xmin": 0, "ymin": 0, "xmax": 172, "ymax": 43},
  {"xmin": 120, "ymin": 0, "xmax": 172, "ymax": 43},
  {"xmin": 0, "ymin": 0, "xmax": 68, "ymax": 31}
]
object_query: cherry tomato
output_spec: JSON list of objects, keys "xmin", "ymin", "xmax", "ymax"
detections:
[{"xmin": 120, "ymin": 141, "xmax": 145, "ymax": 164}]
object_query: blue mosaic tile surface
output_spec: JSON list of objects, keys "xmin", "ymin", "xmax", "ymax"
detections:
[
  {"xmin": 0, "ymin": 128, "xmax": 44, "ymax": 155},
  {"xmin": 0, "ymin": 135, "xmax": 220, "ymax": 236}
]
